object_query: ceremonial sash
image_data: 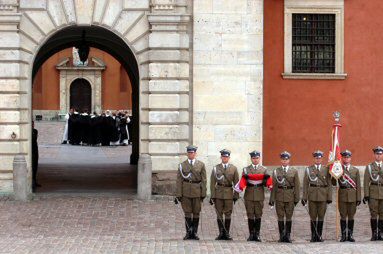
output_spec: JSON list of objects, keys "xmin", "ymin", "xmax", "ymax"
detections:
[{"xmin": 234, "ymin": 173, "xmax": 272, "ymax": 193}]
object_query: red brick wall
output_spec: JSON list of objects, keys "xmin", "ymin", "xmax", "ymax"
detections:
[
  {"xmin": 32, "ymin": 47, "xmax": 132, "ymax": 111},
  {"xmin": 264, "ymin": 0, "xmax": 383, "ymax": 165}
]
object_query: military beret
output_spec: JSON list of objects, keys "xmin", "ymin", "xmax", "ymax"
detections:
[
  {"xmin": 312, "ymin": 150, "xmax": 324, "ymax": 158},
  {"xmin": 340, "ymin": 150, "xmax": 352, "ymax": 157},
  {"xmin": 186, "ymin": 145, "xmax": 198, "ymax": 152},
  {"xmin": 220, "ymin": 149, "xmax": 231, "ymax": 157},
  {"xmin": 373, "ymin": 146, "xmax": 383, "ymax": 154},
  {"xmin": 280, "ymin": 151, "xmax": 291, "ymax": 159},
  {"xmin": 249, "ymin": 150, "xmax": 261, "ymax": 158}
]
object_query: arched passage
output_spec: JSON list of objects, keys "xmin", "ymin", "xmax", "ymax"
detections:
[
  {"xmin": 32, "ymin": 26, "xmax": 140, "ymax": 165},
  {"xmin": 70, "ymin": 78, "xmax": 92, "ymax": 112}
]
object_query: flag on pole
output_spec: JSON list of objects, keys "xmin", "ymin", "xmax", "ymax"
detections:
[{"xmin": 328, "ymin": 111, "xmax": 343, "ymax": 179}]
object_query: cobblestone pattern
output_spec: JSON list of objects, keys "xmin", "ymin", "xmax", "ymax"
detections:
[{"xmin": 0, "ymin": 193, "xmax": 380, "ymax": 253}]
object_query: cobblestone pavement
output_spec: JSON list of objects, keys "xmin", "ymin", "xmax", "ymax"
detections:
[
  {"xmin": 35, "ymin": 121, "xmax": 136, "ymax": 193},
  {"xmin": 0, "ymin": 193, "xmax": 381, "ymax": 254}
]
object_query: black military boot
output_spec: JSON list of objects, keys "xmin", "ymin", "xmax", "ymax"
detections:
[
  {"xmin": 215, "ymin": 219, "xmax": 224, "ymax": 240},
  {"xmin": 340, "ymin": 220, "xmax": 347, "ymax": 242},
  {"xmin": 378, "ymin": 220, "xmax": 383, "ymax": 240},
  {"xmin": 285, "ymin": 221, "xmax": 292, "ymax": 243},
  {"xmin": 317, "ymin": 220, "xmax": 324, "ymax": 242},
  {"xmin": 310, "ymin": 220, "xmax": 316, "ymax": 242},
  {"xmin": 192, "ymin": 218, "xmax": 200, "ymax": 240},
  {"xmin": 216, "ymin": 219, "xmax": 224, "ymax": 240},
  {"xmin": 246, "ymin": 219, "xmax": 254, "ymax": 241},
  {"xmin": 254, "ymin": 218, "xmax": 262, "ymax": 242},
  {"xmin": 347, "ymin": 220, "xmax": 355, "ymax": 242},
  {"xmin": 278, "ymin": 221, "xmax": 285, "ymax": 242},
  {"xmin": 183, "ymin": 217, "xmax": 193, "ymax": 240},
  {"xmin": 224, "ymin": 219, "xmax": 233, "ymax": 240},
  {"xmin": 371, "ymin": 219, "xmax": 378, "ymax": 241}
]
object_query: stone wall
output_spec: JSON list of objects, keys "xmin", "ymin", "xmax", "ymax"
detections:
[
  {"xmin": 0, "ymin": 0, "xmax": 193, "ymax": 195},
  {"xmin": 192, "ymin": 0, "xmax": 264, "ymax": 190}
]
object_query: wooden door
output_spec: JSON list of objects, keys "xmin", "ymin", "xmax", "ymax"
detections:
[{"xmin": 70, "ymin": 78, "xmax": 91, "ymax": 112}]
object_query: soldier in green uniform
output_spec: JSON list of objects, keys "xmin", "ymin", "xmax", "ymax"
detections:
[
  {"xmin": 333, "ymin": 150, "xmax": 361, "ymax": 242},
  {"xmin": 363, "ymin": 146, "xmax": 383, "ymax": 241},
  {"xmin": 210, "ymin": 149, "xmax": 239, "ymax": 240},
  {"xmin": 269, "ymin": 151, "xmax": 300, "ymax": 243},
  {"xmin": 243, "ymin": 150, "xmax": 270, "ymax": 242},
  {"xmin": 301, "ymin": 150, "xmax": 332, "ymax": 242},
  {"xmin": 176, "ymin": 145, "xmax": 207, "ymax": 240}
]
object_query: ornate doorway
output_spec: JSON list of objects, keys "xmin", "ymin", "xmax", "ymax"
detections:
[{"xmin": 70, "ymin": 78, "xmax": 92, "ymax": 112}]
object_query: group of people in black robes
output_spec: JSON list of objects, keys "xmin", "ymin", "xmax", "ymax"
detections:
[{"xmin": 62, "ymin": 109, "xmax": 132, "ymax": 146}]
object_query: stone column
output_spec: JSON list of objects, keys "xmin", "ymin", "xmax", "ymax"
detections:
[
  {"xmin": 13, "ymin": 155, "xmax": 29, "ymax": 201},
  {"xmin": 59, "ymin": 71, "xmax": 67, "ymax": 114},
  {"xmin": 137, "ymin": 154, "xmax": 152, "ymax": 200},
  {"xmin": 0, "ymin": 1, "xmax": 28, "ymax": 194},
  {"xmin": 146, "ymin": 0, "xmax": 191, "ymax": 172}
]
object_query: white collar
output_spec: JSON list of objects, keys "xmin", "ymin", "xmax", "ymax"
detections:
[
  {"xmin": 252, "ymin": 164, "xmax": 259, "ymax": 169},
  {"xmin": 315, "ymin": 164, "xmax": 321, "ymax": 169},
  {"xmin": 222, "ymin": 163, "xmax": 229, "ymax": 168},
  {"xmin": 376, "ymin": 161, "xmax": 382, "ymax": 166},
  {"xmin": 282, "ymin": 165, "xmax": 289, "ymax": 171},
  {"xmin": 188, "ymin": 159, "xmax": 195, "ymax": 165}
]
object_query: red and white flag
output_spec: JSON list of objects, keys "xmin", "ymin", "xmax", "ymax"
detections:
[{"xmin": 328, "ymin": 113, "xmax": 343, "ymax": 179}]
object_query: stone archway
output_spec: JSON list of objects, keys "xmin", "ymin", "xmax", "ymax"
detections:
[{"xmin": 0, "ymin": 0, "xmax": 192, "ymax": 196}]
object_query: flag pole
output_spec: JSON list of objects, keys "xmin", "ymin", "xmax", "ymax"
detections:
[
  {"xmin": 329, "ymin": 111, "xmax": 342, "ymax": 241},
  {"xmin": 336, "ymin": 181, "xmax": 339, "ymax": 240}
]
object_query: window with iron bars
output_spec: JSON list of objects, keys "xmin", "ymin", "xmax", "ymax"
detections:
[{"xmin": 292, "ymin": 14, "xmax": 335, "ymax": 73}]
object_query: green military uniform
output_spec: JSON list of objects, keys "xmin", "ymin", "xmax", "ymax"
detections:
[
  {"xmin": 302, "ymin": 150, "xmax": 332, "ymax": 242},
  {"xmin": 270, "ymin": 151, "xmax": 300, "ymax": 243},
  {"xmin": 210, "ymin": 149, "xmax": 239, "ymax": 240},
  {"xmin": 363, "ymin": 146, "xmax": 383, "ymax": 241},
  {"xmin": 176, "ymin": 145, "xmax": 207, "ymax": 240},
  {"xmin": 333, "ymin": 150, "xmax": 361, "ymax": 242},
  {"xmin": 243, "ymin": 150, "xmax": 270, "ymax": 242}
]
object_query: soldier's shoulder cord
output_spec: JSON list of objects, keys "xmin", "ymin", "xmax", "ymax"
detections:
[
  {"xmin": 213, "ymin": 166, "xmax": 224, "ymax": 181},
  {"xmin": 368, "ymin": 164, "xmax": 380, "ymax": 182},
  {"xmin": 179, "ymin": 163, "xmax": 191, "ymax": 179}
]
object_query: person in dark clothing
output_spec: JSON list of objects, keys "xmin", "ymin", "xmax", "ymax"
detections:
[
  {"xmin": 79, "ymin": 110, "xmax": 91, "ymax": 145},
  {"xmin": 89, "ymin": 112, "xmax": 102, "ymax": 146},
  {"xmin": 32, "ymin": 121, "xmax": 40, "ymax": 191},
  {"xmin": 110, "ymin": 112, "xmax": 120, "ymax": 146},
  {"xmin": 101, "ymin": 112, "xmax": 111, "ymax": 146},
  {"xmin": 69, "ymin": 110, "xmax": 81, "ymax": 145}
]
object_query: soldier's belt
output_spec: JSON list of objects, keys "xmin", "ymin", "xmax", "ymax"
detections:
[
  {"xmin": 183, "ymin": 180, "xmax": 201, "ymax": 184},
  {"xmin": 217, "ymin": 183, "xmax": 233, "ymax": 187},
  {"xmin": 247, "ymin": 183, "xmax": 263, "ymax": 188},
  {"xmin": 309, "ymin": 184, "xmax": 327, "ymax": 188},
  {"xmin": 340, "ymin": 186, "xmax": 354, "ymax": 189},
  {"xmin": 277, "ymin": 186, "xmax": 294, "ymax": 189},
  {"xmin": 370, "ymin": 182, "xmax": 383, "ymax": 186}
]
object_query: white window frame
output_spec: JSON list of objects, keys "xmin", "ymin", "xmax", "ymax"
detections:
[{"xmin": 282, "ymin": 0, "xmax": 347, "ymax": 79}]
